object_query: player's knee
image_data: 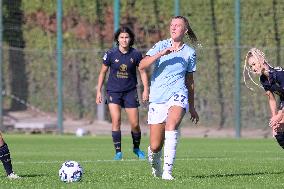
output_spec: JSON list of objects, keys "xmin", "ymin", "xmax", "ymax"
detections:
[
  {"xmin": 131, "ymin": 124, "xmax": 140, "ymax": 132},
  {"xmin": 275, "ymin": 133, "xmax": 284, "ymax": 149},
  {"xmin": 150, "ymin": 144, "xmax": 162, "ymax": 153}
]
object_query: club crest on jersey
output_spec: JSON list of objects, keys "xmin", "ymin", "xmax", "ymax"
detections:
[
  {"xmin": 119, "ymin": 64, "xmax": 127, "ymax": 72},
  {"xmin": 130, "ymin": 58, "xmax": 134, "ymax": 63},
  {"xmin": 115, "ymin": 59, "xmax": 119, "ymax": 63}
]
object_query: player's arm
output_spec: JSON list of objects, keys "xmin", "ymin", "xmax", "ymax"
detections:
[
  {"xmin": 266, "ymin": 91, "xmax": 277, "ymax": 116},
  {"xmin": 138, "ymin": 67, "xmax": 149, "ymax": 102},
  {"xmin": 139, "ymin": 47, "xmax": 176, "ymax": 70},
  {"xmin": 266, "ymin": 91, "xmax": 283, "ymax": 127},
  {"xmin": 96, "ymin": 64, "xmax": 108, "ymax": 104},
  {"xmin": 185, "ymin": 72, "xmax": 199, "ymax": 124}
]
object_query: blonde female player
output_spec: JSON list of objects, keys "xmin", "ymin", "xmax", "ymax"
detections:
[
  {"xmin": 244, "ymin": 48, "xmax": 284, "ymax": 148},
  {"xmin": 139, "ymin": 16, "xmax": 199, "ymax": 180}
]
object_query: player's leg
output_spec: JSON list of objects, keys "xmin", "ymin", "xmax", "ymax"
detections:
[
  {"xmin": 162, "ymin": 105, "xmax": 185, "ymax": 180},
  {"xmin": 125, "ymin": 107, "xmax": 145, "ymax": 159},
  {"xmin": 148, "ymin": 123, "xmax": 165, "ymax": 177},
  {"xmin": 0, "ymin": 132, "xmax": 19, "ymax": 179},
  {"xmin": 124, "ymin": 89, "xmax": 145, "ymax": 159},
  {"xmin": 274, "ymin": 115, "xmax": 284, "ymax": 149},
  {"xmin": 109, "ymin": 103, "xmax": 123, "ymax": 160},
  {"xmin": 106, "ymin": 91, "xmax": 124, "ymax": 160}
]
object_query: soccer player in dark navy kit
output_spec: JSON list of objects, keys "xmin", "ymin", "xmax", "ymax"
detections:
[
  {"xmin": 244, "ymin": 48, "xmax": 284, "ymax": 148},
  {"xmin": 96, "ymin": 26, "xmax": 149, "ymax": 160},
  {"xmin": 0, "ymin": 133, "xmax": 19, "ymax": 179}
]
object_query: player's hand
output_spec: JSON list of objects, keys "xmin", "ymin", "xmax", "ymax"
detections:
[
  {"xmin": 269, "ymin": 112, "xmax": 283, "ymax": 128},
  {"xmin": 142, "ymin": 89, "xmax": 149, "ymax": 103},
  {"xmin": 96, "ymin": 92, "xmax": 102, "ymax": 104},
  {"xmin": 189, "ymin": 108, "xmax": 199, "ymax": 124},
  {"xmin": 160, "ymin": 47, "xmax": 177, "ymax": 56}
]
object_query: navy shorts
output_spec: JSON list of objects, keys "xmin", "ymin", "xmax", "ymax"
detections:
[{"xmin": 106, "ymin": 89, "xmax": 140, "ymax": 108}]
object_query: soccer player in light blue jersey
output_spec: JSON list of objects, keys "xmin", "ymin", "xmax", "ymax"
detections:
[{"xmin": 139, "ymin": 16, "xmax": 199, "ymax": 180}]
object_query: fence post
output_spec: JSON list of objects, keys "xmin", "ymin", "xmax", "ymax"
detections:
[
  {"xmin": 57, "ymin": 0, "xmax": 63, "ymax": 134},
  {"xmin": 234, "ymin": 0, "xmax": 241, "ymax": 138}
]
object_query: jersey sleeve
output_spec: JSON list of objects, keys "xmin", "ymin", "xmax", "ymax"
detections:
[
  {"xmin": 102, "ymin": 50, "xmax": 111, "ymax": 66},
  {"xmin": 275, "ymin": 69, "xmax": 284, "ymax": 88},
  {"xmin": 146, "ymin": 41, "xmax": 162, "ymax": 56},
  {"xmin": 187, "ymin": 51, "xmax": 197, "ymax": 72}
]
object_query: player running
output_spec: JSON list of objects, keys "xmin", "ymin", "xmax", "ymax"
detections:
[
  {"xmin": 96, "ymin": 26, "xmax": 149, "ymax": 160},
  {"xmin": 244, "ymin": 48, "xmax": 284, "ymax": 148},
  {"xmin": 139, "ymin": 16, "xmax": 199, "ymax": 180}
]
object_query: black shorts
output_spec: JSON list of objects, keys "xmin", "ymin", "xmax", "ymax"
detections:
[{"xmin": 106, "ymin": 89, "xmax": 140, "ymax": 108}]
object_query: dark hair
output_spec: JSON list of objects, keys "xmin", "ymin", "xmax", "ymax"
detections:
[
  {"xmin": 172, "ymin": 16, "xmax": 197, "ymax": 46},
  {"xmin": 114, "ymin": 26, "xmax": 135, "ymax": 47}
]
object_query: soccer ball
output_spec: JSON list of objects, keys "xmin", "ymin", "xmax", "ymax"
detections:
[{"xmin": 59, "ymin": 160, "xmax": 83, "ymax": 182}]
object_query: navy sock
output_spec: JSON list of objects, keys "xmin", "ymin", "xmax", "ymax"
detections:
[
  {"xmin": 0, "ymin": 143, "xmax": 13, "ymax": 175},
  {"xmin": 131, "ymin": 131, "xmax": 141, "ymax": 149},
  {"xmin": 112, "ymin": 131, "xmax": 121, "ymax": 153}
]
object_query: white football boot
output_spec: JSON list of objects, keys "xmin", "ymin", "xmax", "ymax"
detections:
[{"xmin": 7, "ymin": 172, "xmax": 20, "ymax": 179}]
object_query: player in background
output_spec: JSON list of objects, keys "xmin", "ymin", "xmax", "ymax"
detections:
[
  {"xmin": 0, "ymin": 133, "xmax": 19, "ymax": 179},
  {"xmin": 96, "ymin": 26, "xmax": 149, "ymax": 160},
  {"xmin": 139, "ymin": 16, "xmax": 199, "ymax": 180},
  {"xmin": 244, "ymin": 48, "xmax": 284, "ymax": 148}
]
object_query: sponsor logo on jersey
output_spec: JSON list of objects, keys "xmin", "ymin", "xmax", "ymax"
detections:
[{"xmin": 115, "ymin": 59, "xmax": 119, "ymax": 63}]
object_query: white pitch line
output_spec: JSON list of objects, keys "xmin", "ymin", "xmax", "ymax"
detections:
[{"xmin": 13, "ymin": 157, "xmax": 284, "ymax": 165}]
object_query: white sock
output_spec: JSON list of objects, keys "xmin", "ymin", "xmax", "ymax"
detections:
[
  {"xmin": 148, "ymin": 146, "xmax": 162, "ymax": 167},
  {"xmin": 163, "ymin": 130, "xmax": 179, "ymax": 175}
]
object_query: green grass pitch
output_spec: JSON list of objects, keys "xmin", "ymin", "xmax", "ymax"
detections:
[{"xmin": 0, "ymin": 134, "xmax": 284, "ymax": 188}]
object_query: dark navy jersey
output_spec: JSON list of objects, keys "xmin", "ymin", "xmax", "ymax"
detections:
[
  {"xmin": 260, "ymin": 67, "xmax": 284, "ymax": 106},
  {"xmin": 103, "ymin": 47, "xmax": 143, "ymax": 92}
]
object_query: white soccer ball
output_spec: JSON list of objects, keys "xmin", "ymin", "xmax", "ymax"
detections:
[{"xmin": 59, "ymin": 160, "xmax": 83, "ymax": 182}]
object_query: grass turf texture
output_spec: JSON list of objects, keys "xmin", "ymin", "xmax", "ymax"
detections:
[{"xmin": 0, "ymin": 135, "xmax": 284, "ymax": 189}]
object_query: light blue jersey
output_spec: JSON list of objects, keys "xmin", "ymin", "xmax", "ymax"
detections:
[{"xmin": 146, "ymin": 38, "xmax": 196, "ymax": 103}]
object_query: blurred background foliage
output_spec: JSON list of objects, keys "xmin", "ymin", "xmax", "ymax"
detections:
[{"xmin": 2, "ymin": 0, "xmax": 284, "ymax": 128}]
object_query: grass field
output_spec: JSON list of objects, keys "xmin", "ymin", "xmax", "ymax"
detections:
[{"xmin": 0, "ymin": 135, "xmax": 284, "ymax": 189}]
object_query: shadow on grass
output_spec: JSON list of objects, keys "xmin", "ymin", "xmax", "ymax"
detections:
[
  {"xmin": 1, "ymin": 173, "xmax": 48, "ymax": 178},
  {"xmin": 192, "ymin": 171, "xmax": 284, "ymax": 179}
]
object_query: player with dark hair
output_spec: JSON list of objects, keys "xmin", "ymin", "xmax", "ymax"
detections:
[
  {"xmin": 96, "ymin": 26, "xmax": 149, "ymax": 160},
  {"xmin": 0, "ymin": 133, "xmax": 19, "ymax": 179},
  {"xmin": 139, "ymin": 16, "xmax": 199, "ymax": 180},
  {"xmin": 244, "ymin": 48, "xmax": 284, "ymax": 148}
]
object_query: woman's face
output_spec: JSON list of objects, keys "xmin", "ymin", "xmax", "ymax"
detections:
[
  {"xmin": 170, "ymin": 18, "xmax": 187, "ymax": 41},
  {"xmin": 118, "ymin": 32, "xmax": 130, "ymax": 48},
  {"xmin": 247, "ymin": 55, "xmax": 264, "ymax": 75}
]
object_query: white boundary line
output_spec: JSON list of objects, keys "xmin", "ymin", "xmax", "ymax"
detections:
[{"xmin": 13, "ymin": 157, "xmax": 284, "ymax": 164}]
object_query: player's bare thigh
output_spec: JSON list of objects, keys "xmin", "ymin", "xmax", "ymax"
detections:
[
  {"xmin": 108, "ymin": 103, "xmax": 122, "ymax": 131},
  {"xmin": 166, "ymin": 105, "xmax": 185, "ymax": 131}
]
